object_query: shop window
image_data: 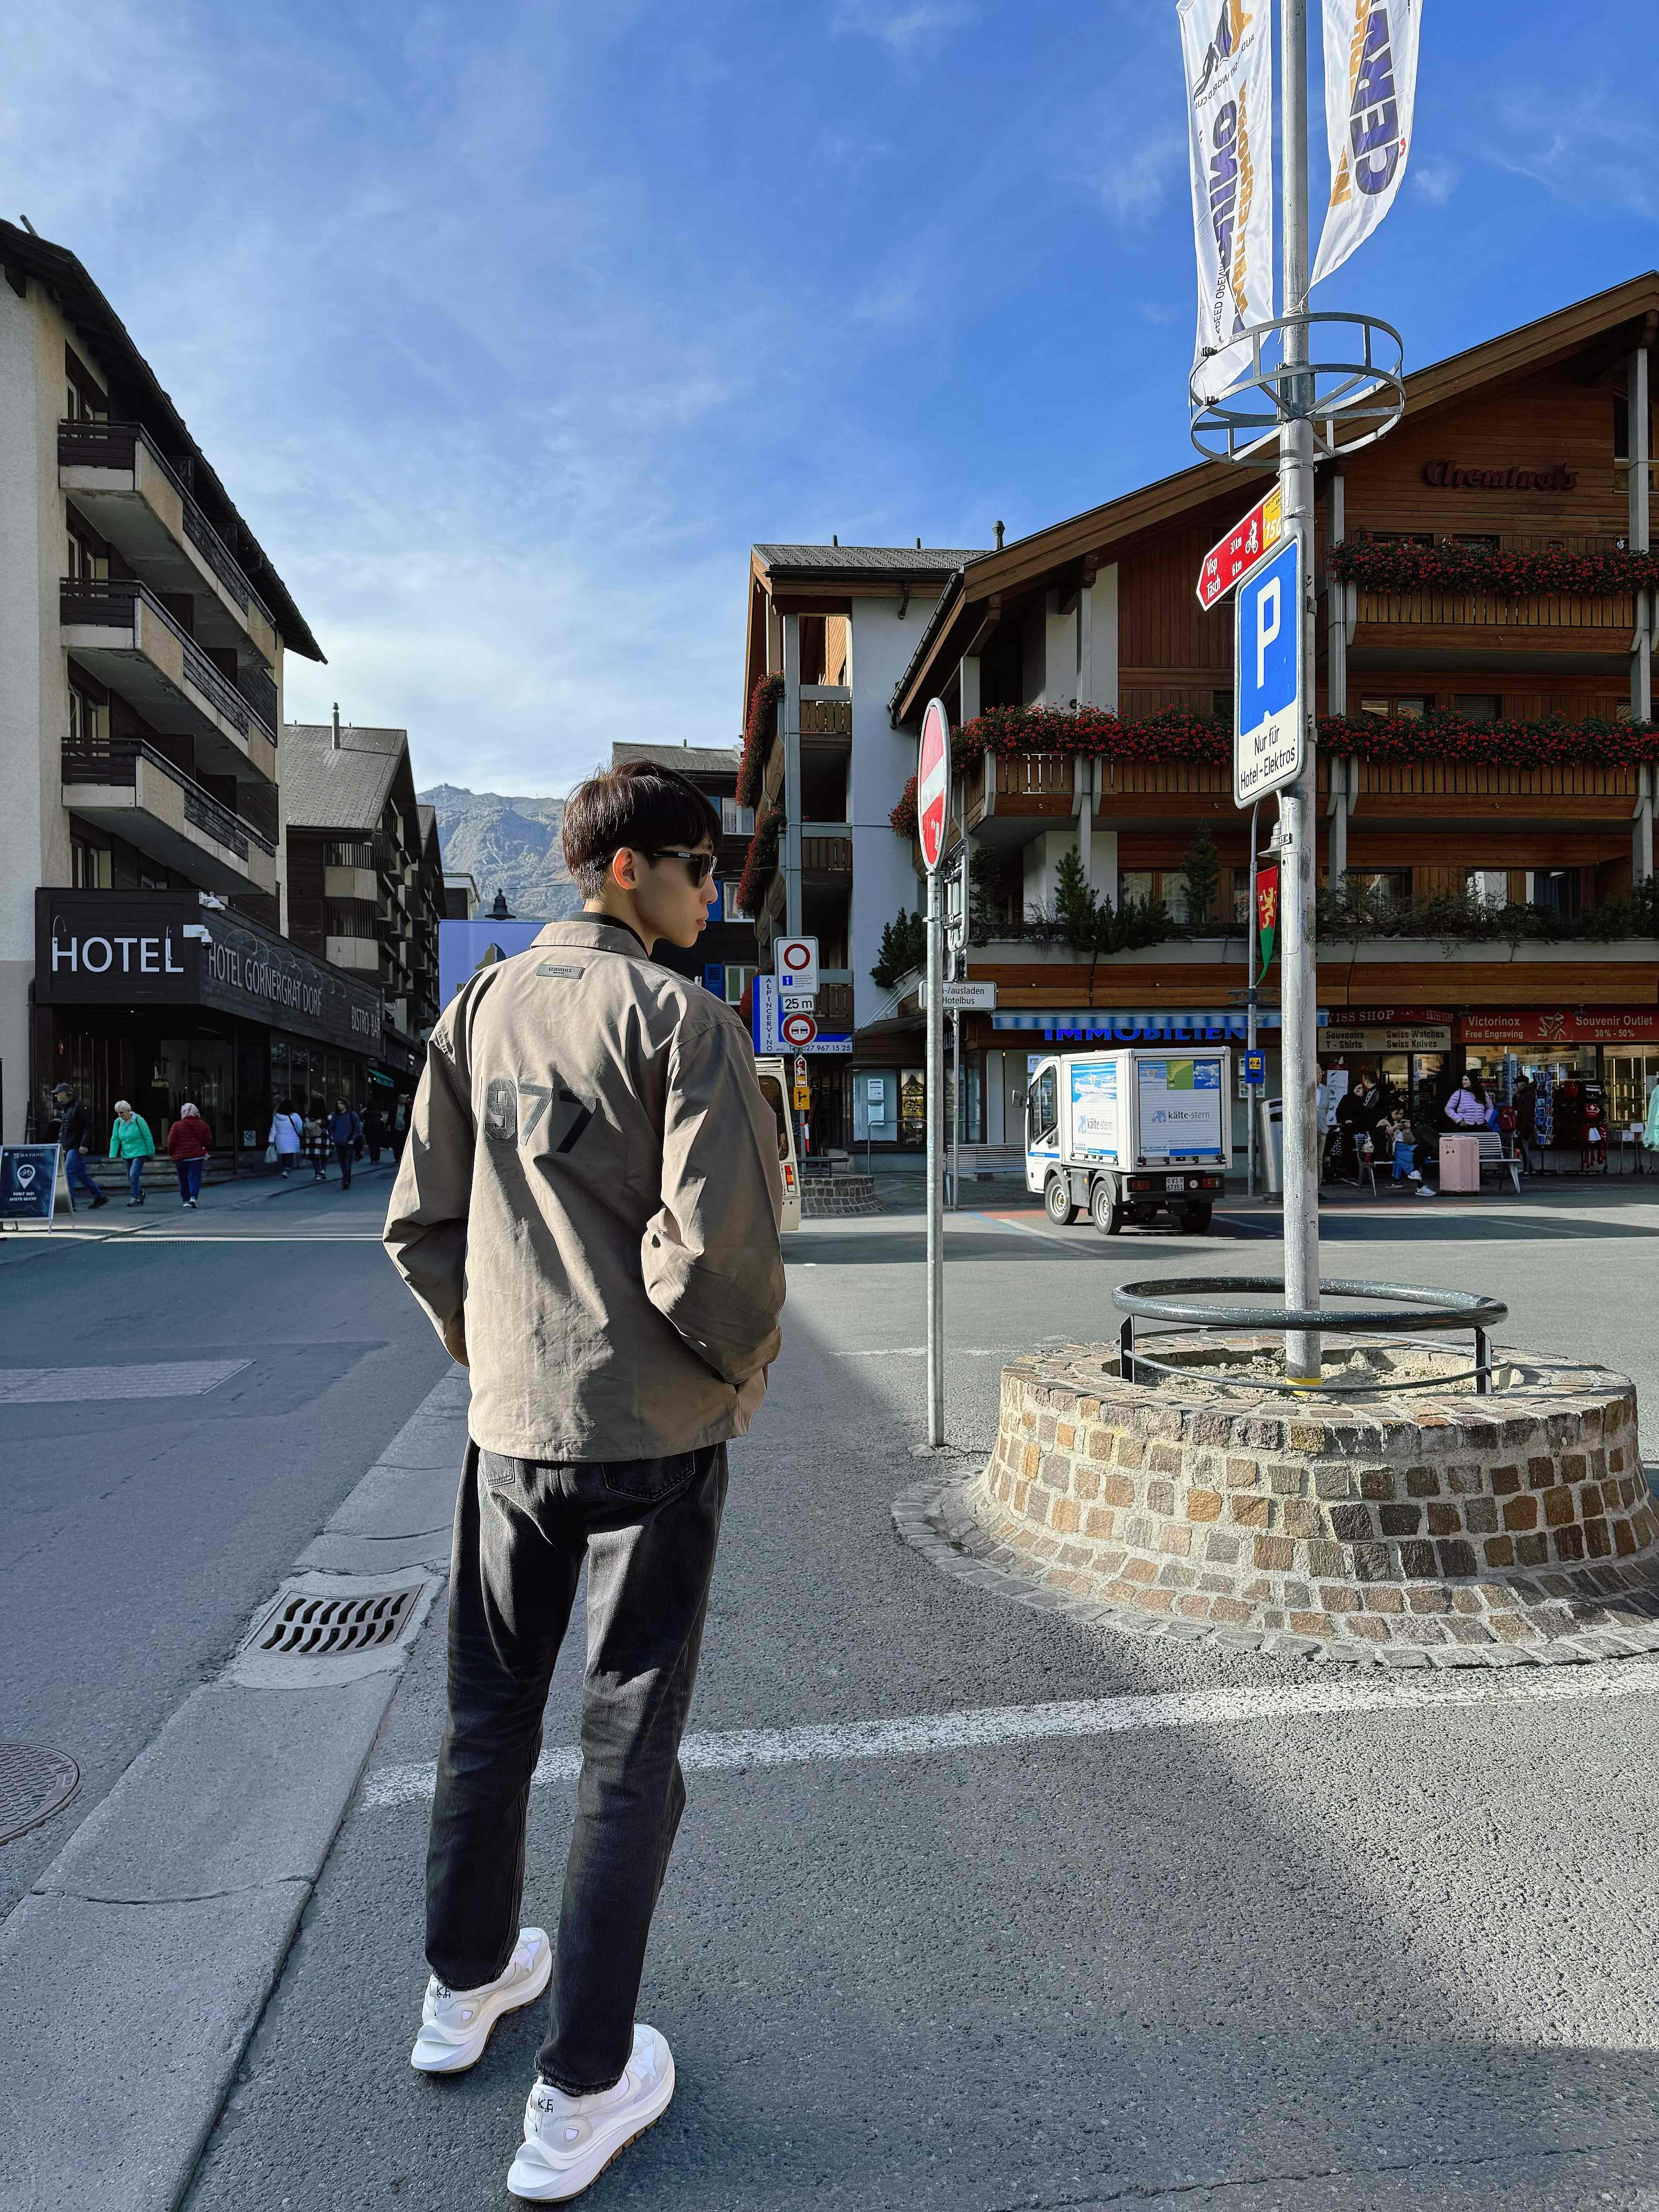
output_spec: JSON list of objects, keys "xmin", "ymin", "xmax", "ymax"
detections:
[{"xmin": 1454, "ymin": 694, "xmax": 1502, "ymax": 723}]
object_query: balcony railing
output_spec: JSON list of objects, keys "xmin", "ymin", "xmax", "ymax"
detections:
[
  {"xmin": 61, "ymin": 735, "xmax": 276, "ymax": 859},
  {"xmin": 59, "ymin": 577, "xmax": 275, "ymax": 739},
  {"xmin": 59, "ymin": 418, "xmax": 279, "ymax": 632},
  {"xmin": 236, "ymin": 660, "xmax": 279, "ymax": 730},
  {"xmin": 1352, "ymin": 586, "xmax": 1634, "ymax": 632}
]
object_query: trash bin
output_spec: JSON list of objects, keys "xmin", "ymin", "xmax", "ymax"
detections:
[{"xmin": 1258, "ymin": 1096, "xmax": 1283, "ymax": 1194}]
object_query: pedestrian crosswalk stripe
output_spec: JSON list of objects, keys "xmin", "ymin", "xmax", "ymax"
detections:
[{"xmin": 358, "ymin": 1654, "xmax": 1659, "ymax": 1810}]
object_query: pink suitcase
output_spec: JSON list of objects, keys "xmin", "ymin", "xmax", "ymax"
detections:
[{"xmin": 1438, "ymin": 1133, "xmax": 1480, "ymax": 1192}]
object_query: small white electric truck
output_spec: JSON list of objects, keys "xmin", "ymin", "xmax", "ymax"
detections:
[{"xmin": 1024, "ymin": 1046, "xmax": 1232, "ymax": 1234}]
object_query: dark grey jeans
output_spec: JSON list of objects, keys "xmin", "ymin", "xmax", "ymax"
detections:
[{"xmin": 425, "ymin": 1440, "xmax": 727, "ymax": 2092}]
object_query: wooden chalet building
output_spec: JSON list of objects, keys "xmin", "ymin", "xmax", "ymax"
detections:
[{"xmin": 740, "ymin": 274, "xmax": 1659, "ymax": 1164}]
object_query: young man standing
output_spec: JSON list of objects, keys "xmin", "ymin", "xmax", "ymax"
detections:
[
  {"xmin": 51, "ymin": 1083, "xmax": 107, "ymax": 1210},
  {"xmin": 383, "ymin": 759, "xmax": 785, "ymax": 2202}
]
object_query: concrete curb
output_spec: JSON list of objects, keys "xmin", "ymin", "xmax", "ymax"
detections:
[{"xmin": 0, "ymin": 1366, "xmax": 468, "ymax": 2212}]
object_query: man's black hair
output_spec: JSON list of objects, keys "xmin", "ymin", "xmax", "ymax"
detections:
[{"xmin": 562, "ymin": 759, "xmax": 720, "ymax": 899}]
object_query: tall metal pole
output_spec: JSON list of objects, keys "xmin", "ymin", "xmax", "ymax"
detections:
[
  {"xmin": 1278, "ymin": 0, "xmax": 1321, "ymax": 1381},
  {"xmin": 1246, "ymin": 796, "xmax": 1260, "ymax": 1200},
  {"xmin": 925, "ymin": 862, "xmax": 945, "ymax": 1445}
]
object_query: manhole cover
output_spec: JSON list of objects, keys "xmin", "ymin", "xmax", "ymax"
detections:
[
  {"xmin": 252, "ymin": 1587, "xmax": 417, "ymax": 1658},
  {"xmin": 0, "ymin": 1742, "xmax": 81, "ymax": 1844}
]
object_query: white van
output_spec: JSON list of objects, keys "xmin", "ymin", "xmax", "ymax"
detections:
[
  {"xmin": 1025, "ymin": 1047, "xmax": 1231, "ymax": 1233},
  {"xmin": 753, "ymin": 1056, "xmax": 802, "ymax": 1233}
]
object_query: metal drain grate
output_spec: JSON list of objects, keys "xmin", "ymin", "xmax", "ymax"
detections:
[
  {"xmin": 0, "ymin": 1742, "xmax": 81, "ymax": 1844},
  {"xmin": 254, "ymin": 1588, "xmax": 417, "ymax": 1658}
]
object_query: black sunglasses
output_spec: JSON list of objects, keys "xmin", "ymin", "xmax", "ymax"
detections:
[{"xmin": 641, "ymin": 847, "xmax": 716, "ymax": 886}]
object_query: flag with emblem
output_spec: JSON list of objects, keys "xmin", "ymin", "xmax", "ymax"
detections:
[{"xmin": 1255, "ymin": 864, "xmax": 1279, "ymax": 982}]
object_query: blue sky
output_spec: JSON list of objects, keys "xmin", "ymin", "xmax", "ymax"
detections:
[{"xmin": 4, "ymin": 3, "xmax": 1654, "ymax": 794}]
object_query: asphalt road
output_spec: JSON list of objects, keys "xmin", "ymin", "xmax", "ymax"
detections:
[
  {"xmin": 0, "ymin": 1163, "xmax": 450, "ymax": 1918},
  {"xmin": 167, "ymin": 1185, "xmax": 1659, "ymax": 2211}
]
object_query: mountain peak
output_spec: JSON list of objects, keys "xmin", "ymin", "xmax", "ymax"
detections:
[{"xmin": 419, "ymin": 783, "xmax": 582, "ymax": 921}]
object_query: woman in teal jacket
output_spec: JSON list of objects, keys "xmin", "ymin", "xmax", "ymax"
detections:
[{"xmin": 109, "ymin": 1098, "xmax": 156, "ymax": 1206}]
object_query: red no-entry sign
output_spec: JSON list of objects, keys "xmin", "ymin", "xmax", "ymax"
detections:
[{"xmin": 917, "ymin": 697, "xmax": 950, "ymax": 873}]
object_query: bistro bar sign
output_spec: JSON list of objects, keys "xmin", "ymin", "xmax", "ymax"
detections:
[{"xmin": 35, "ymin": 891, "xmax": 383, "ymax": 1054}]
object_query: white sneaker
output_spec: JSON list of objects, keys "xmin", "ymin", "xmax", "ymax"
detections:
[
  {"xmin": 410, "ymin": 1927, "xmax": 551, "ymax": 2074},
  {"xmin": 507, "ymin": 2023, "xmax": 675, "ymax": 2201}
]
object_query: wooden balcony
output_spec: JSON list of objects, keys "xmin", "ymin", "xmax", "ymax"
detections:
[
  {"xmin": 962, "ymin": 749, "xmax": 1232, "ymax": 840},
  {"xmin": 1346, "ymin": 585, "xmax": 1635, "ymax": 675},
  {"xmin": 1317, "ymin": 753, "xmax": 1640, "ymax": 827},
  {"xmin": 800, "ymin": 835, "xmax": 851, "ymax": 877},
  {"xmin": 61, "ymin": 736, "xmax": 277, "ymax": 896}
]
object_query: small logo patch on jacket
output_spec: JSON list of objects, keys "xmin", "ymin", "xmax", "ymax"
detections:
[{"xmin": 536, "ymin": 963, "xmax": 586, "ymax": 979}]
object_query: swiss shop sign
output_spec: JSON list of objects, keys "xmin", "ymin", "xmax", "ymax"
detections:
[{"xmin": 35, "ymin": 891, "xmax": 382, "ymax": 1052}]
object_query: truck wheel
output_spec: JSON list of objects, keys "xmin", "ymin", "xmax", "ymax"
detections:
[
  {"xmin": 1178, "ymin": 1202, "xmax": 1214, "ymax": 1233},
  {"xmin": 1044, "ymin": 1174, "xmax": 1080, "ymax": 1225},
  {"xmin": 1091, "ymin": 1175, "xmax": 1124, "ymax": 1235}
]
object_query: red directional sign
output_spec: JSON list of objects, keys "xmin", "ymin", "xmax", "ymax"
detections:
[
  {"xmin": 917, "ymin": 696, "xmax": 950, "ymax": 874},
  {"xmin": 1196, "ymin": 484, "xmax": 1283, "ymax": 611}
]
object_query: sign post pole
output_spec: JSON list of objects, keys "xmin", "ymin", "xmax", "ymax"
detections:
[
  {"xmin": 1246, "ymin": 797, "xmax": 1260, "ymax": 1200},
  {"xmin": 917, "ymin": 697, "xmax": 951, "ymax": 1448},
  {"xmin": 1278, "ymin": 0, "xmax": 1321, "ymax": 1385}
]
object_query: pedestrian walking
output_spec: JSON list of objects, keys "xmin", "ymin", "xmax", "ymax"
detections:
[
  {"xmin": 384, "ymin": 758, "xmax": 785, "ymax": 2202},
  {"xmin": 108, "ymin": 1099, "xmax": 155, "ymax": 1206},
  {"xmin": 361, "ymin": 1103, "xmax": 386, "ymax": 1164},
  {"xmin": 390, "ymin": 1092, "xmax": 410, "ymax": 1160},
  {"xmin": 51, "ymin": 1083, "xmax": 107, "ymax": 1210},
  {"xmin": 166, "ymin": 1101, "xmax": 213, "ymax": 1209},
  {"xmin": 268, "ymin": 1099, "xmax": 304, "ymax": 1176},
  {"xmin": 301, "ymin": 1100, "xmax": 330, "ymax": 1182},
  {"xmin": 328, "ymin": 1098, "xmax": 362, "ymax": 1190}
]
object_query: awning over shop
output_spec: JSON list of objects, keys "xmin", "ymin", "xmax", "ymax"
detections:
[{"xmin": 990, "ymin": 1009, "xmax": 1328, "ymax": 1037}]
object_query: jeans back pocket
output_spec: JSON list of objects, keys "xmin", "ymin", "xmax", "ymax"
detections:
[{"xmin": 600, "ymin": 1451, "xmax": 699, "ymax": 1504}]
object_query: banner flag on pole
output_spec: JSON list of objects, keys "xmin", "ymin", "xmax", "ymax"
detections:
[
  {"xmin": 1178, "ymin": 0, "xmax": 1275, "ymax": 404},
  {"xmin": 1311, "ymin": 0, "xmax": 1423, "ymax": 286},
  {"xmin": 1255, "ymin": 863, "xmax": 1279, "ymax": 982}
]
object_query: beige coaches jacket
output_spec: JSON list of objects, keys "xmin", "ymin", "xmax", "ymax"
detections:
[{"xmin": 384, "ymin": 916, "xmax": 785, "ymax": 1460}]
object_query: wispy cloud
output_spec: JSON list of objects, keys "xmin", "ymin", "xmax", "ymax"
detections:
[
  {"xmin": 1483, "ymin": 84, "xmax": 1659, "ymax": 217},
  {"xmin": 828, "ymin": 1, "xmax": 979, "ymax": 63},
  {"xmin": 1408, "ymin": 157, "xmax": 1458, "ymax": 208}
]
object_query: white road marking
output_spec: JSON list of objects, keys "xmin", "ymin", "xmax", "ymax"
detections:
[
  {"xmin": 358, "ymin": 1656, "xmax": 1659, "ymax": 1810},
  {"xmin": 829, "ymin": 1346, "xmax": 1022, "ymax": 1359},
  {"xmin": 0, "ymin": 1358, "xmax": 250, "ymax": 1403}
]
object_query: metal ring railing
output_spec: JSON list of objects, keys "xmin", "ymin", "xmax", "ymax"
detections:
[{"xmin": 1111, "ymin": 1277, "xmax": 1510, "ymax": 1396}]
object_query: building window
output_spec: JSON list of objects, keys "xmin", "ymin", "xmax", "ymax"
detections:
[
  {"xmin": 1346, "ymin": 868, "xmax": 1412, "ymax": 908},
  {"xmin": 719, "ymin": 878, "xmax": 753, "ymax": 922},
  {"xmin": 1454, "ymin": 694, "xmax": 1502, "ymax": 723},
  {"xmin": 1528, "ymin": 868, "xmax": 1581, "ymax": 920},
  {"xmin": 1467, "ymin": 869, "xmax": 1508, "ymax": 910},
  {"xmin": 721, "ymin": 798, "xmax": 754, "ymax": 836},
  {"xmin": 1358, "ymin": 693, "xmax": 1432, "ymax": 720},
  {"xmin": 1452, "ymin": 534, "xmax": 1501, "ymax": 552},
  {"xmin": 70, "ymin": 833, "xmax": 110, "ymax": 888},
  {"xmin": 1363, "ymin": 531, "xmax": 1433, "ymax": 548},
  {"xmin": 1211, "ymin": 689, "xmax": 1233, "ymax": 725},
  {"xmin": 67, "ymin": 685, "xmax": 102, "ymax": 744},
  {"xmin": 723, "ymin": 964, "xmax": 757, "ymax": 1005}
]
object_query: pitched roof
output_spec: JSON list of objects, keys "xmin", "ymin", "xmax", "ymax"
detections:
[
  {"xmin": 281, "ymin": 723, "xmax": 407, "ymax": 831},
  {"xmin": 611, "ymin": 742, "xmax": 740, "ymax": 774},
  {"xmin": 889, "ymin": 269, "xmax": 1659, "ymax": 724},
  {"xmin": 0, "ymin": 219, "xmax": 324, "ymax": 662},
  {"xmin": 753, "ymin": 543, "xmax": 986, "ymax": 579}
]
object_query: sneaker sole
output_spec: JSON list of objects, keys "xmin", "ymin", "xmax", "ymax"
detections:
[
  {"xmin": 410, "ymin": 1942, "xmax": 553, "ymax": 2075},
  {"xmin": 506, "ymin": 2058, "xmax": 675, "ymax": 2202}
]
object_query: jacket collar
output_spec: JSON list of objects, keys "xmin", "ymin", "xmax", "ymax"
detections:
[{"xmin": 532, "ymin": 915, "xmax": 649, "ymax": 955}]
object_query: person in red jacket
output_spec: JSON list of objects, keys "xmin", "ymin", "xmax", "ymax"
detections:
[{"xmin": 166, "ymin": 1102, "xmax": 213, "ymax": 1209}]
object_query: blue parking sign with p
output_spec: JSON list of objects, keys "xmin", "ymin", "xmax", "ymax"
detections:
[{"xmin": 1234, "ymin": 534, "xmax": 1304, "ymax": 808}]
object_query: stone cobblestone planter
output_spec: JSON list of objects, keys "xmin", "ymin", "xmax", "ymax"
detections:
[
  {"xmin": 897, "ymin": 1338, "xmax": 1659, "ymax": 1665},
  {"xmin": 800, "ymin": 1174, "xmax": 879, "ymax": 1218}
]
